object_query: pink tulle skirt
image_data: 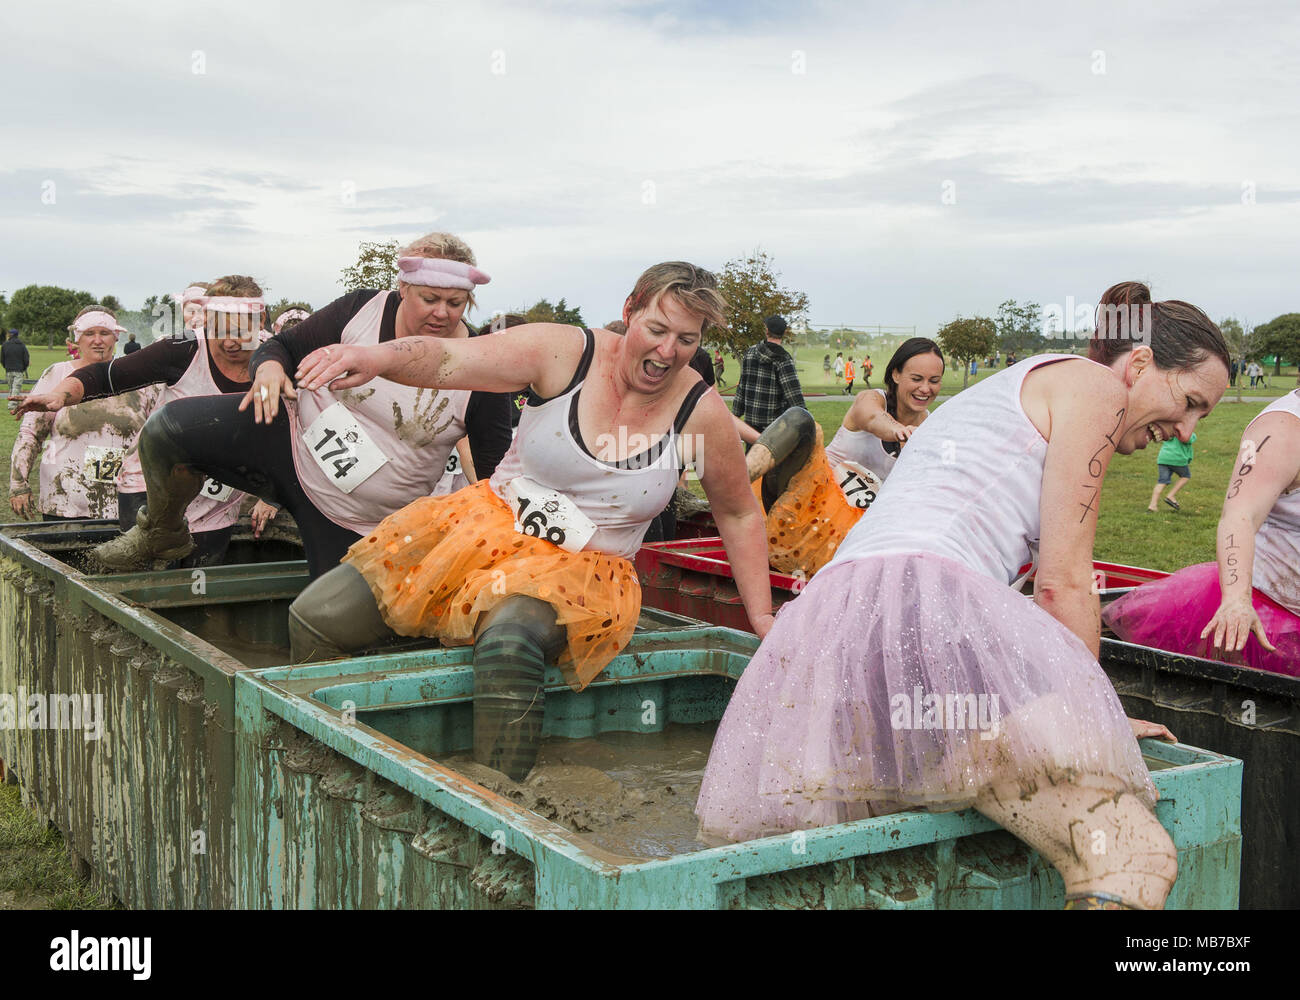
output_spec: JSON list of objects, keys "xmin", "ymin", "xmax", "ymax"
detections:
[
  {"xmin": 696, "ymin": 552, "xmax": 1156, "ymax": 843},
  {"xmin": 1102, "ymin": 562, "xmax": 1300, "ymax": 678}
]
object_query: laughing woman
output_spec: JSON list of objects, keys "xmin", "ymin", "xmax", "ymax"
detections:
[
  {"xmin": 285, "ymin": 262, "xmax": 773, "ymax": 782},
  {"xmin": 698, "ymin": 290, "xmax": 1231, "ymax": 910}
]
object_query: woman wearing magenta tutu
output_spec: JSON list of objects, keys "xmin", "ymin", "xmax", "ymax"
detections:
[
  {"xmin": 1105, "ymin": 389, "xmax": 1300, "ymax": 677},
  {"xmin": 697, "ymin": 287, "xmax": 1231, "ymax": 910}
]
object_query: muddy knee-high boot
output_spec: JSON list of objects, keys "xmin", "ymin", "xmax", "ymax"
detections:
[
  {"xmin": 472, "ymin": 596, "xmax": 567, "ymax": 782},
  {"xmin": 288, "ymin": 564, "xmax": 397, "ymax": 663},
  {"xmin": 93, "ymin": 407, "xmax": 206, "ymax": 570},
  {"xmin": 746, "ymin": 407, "xmax": 819, "ymax": 509}
]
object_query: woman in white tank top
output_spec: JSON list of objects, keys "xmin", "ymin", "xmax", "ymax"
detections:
[
  {"xmin": 745, "ymin": 339, "xmax": 945, "ymax": 579},
  {"xmin": 698, "ymin": 286, "xmax": 1232, "ymax": 910},
  {"xmin": 1105, "ymin": 388, "xmax": 1300, "ymax": 676},
  {"xmin": 287, "ymin": 262, "xmax": 775, "ymax": 782}
]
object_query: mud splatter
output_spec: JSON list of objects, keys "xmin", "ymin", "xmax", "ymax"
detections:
[
  {"xmin": 392, "ymin": 388, "xmax": 454, "ymax": 445},
  {"xmin": 339, "ymin": 387, "xmax": 376, "ymax": 408},
  {"xmin": 55, "ymin": 390, "xmax": 150, "ymax": 440}
]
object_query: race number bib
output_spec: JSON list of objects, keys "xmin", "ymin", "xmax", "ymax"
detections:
[
  {"xmin": 83, "ymin": 446, "xmax": 124, "ymax": 485},
  {"xmin": 202, "ymin": 477, "xmax": 235, "ymax": 503},
  {"xmin": 445, "ymin": 451, "xmax": 461, "ymax": 476},
  {"xmin": 832, "ymin": 460, "xmax": 882, "ymax": 510},
  {"xmin": 303, "ymin": 401, "xmax": 389, "ymax": 494},
  {"xmin": 501, "ymin": 477, "xmax": 597, "ymax": 554}
]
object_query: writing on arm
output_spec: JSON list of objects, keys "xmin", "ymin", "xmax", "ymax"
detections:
[{"xmin": 1078, "ymin": 407, "xmax": 1125, "ymax": 523}]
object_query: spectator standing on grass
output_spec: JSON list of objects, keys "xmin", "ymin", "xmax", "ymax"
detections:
[
  {"xmin": 844, "ymin": 356, "xmax": 856, "ymax": 395},
  {"xmin": 4, "ymin": 330, "xmax": 29, "ymax": 397},
  {"xmin": 823, "ymin": 353, "xmax": 831, "ymax": 375},
  {"xmin": 1147, "ymin": 431, "xmax": 1195, "ymax": 512},
  {"xmin": 732, "ymin": 315, "xmax": 805, "ymax": 435},
  {"xmin": 1229, "ymin": 358, "xmax": 1238, "ymax": 387},
  {"xmin": 863, "ymin": 356, "xmax": 872, "ymax": 387},
  {"xmin": 834, "ymin": 352, "xmax": 844, "ymax": 378},
  {"xmin": 123, "ymin": 333, "xmax": 142, "ymax": 355}
]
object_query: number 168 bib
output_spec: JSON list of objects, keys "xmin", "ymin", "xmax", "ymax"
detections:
[
  {"xmin": 303, "ymin": 401, "xmax": 390, "ymax": 494},
  {"xmin": 500, "ymin": 477, "xmax": 597, "ymax": 554}
]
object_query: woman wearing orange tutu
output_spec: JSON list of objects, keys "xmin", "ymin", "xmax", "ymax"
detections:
[
  {"xmin": 288, "ymin": 262, "xmax": 774, "ymax": 780},
  {"xmin": 746, "ymin": 338, "xmax": 944, "ymax": 579}
]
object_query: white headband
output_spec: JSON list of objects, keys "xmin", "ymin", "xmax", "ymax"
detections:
[
  {"xmin": 198, "ymin": 296, "xmax": 266, "ymax": 315},
  {"xmin": 180, "ymin": 285, "xmax": 208, "ymax": 304},
  {"xmin": 396, "ymin": 256, "xmax": 491, "ymax": 291},
  {"xmin": 71, "ymin": 311, "xmax": 126, "ymax": 335},
  {"xmin": 272, "ymin": 308, "xmax": 312, "ymax": 334}
]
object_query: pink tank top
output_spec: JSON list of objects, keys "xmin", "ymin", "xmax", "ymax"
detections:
[{"xmin": 287, "ymin": 291, "xmax": 471, "ymax": 534}]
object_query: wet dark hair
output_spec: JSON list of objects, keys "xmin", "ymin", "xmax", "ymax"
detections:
[
  {"xmin": 1090, "ymin": 281, "xmax": 1230, "ymax": 374},
  {"xmin": 884, "ymin": 337, "xmax": 945, "ymax": 418}
]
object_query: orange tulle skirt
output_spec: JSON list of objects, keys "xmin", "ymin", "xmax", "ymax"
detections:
[
  {"xmin": 754, "ymin": 445, "xmax": 864, "ymax": 578},
  {"xmin": 342, "ymin": 480, "xmax": 640, "ymax": 690}
]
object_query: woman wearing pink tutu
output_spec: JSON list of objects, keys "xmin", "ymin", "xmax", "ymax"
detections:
[
  {"xmin": 1104, "ymin": 389, "xmax": 1300, "ymax": 677},
  {"xmin": 697, "ymin": 287, "xmax": 1231, "ymax": 910}
]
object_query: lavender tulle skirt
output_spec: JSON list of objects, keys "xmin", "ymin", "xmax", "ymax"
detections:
[
  {"xmin": 696, "ymin": 552, "xmax": 1155, "ymax": 844},
  {"xmin": 1103, "ymin": 562, "xmax": 1300, "ymax": 678}
]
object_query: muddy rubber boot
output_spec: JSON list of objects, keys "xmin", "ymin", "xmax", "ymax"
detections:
[
  {"xmin": 746, "ymin": 407, "xmax": 819, "ymax": 509},
  {"xmin": 472, "ymin": 596, "xmax": 566, "ymax": 782},
  {"xmin": 92, "ymin": 408, "xmax": 206, "ymax": 571},
  {"xmin": 288, "ymin": 564, "xmax": 396, "ymax": 663}
]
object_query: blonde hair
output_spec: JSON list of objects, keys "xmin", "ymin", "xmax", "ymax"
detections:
[
  {"xmin": 206, "ymin": 274, "xmax": 263, "ymax": 297},
  {"xmin": 626, "ymin": 261, "xmax": 727, "ymax": 334},
  {"xmin": 396, "ymin": 232, "xmax": 479, "ymax": 309}
]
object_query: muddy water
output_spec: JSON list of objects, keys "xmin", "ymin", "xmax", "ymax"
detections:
[{"xmin": 444, "ymin": 723, "xmax": 716, "ymax": 861}]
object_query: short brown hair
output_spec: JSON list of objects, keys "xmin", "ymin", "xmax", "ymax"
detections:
[
  {"xmin": 626, "ymin": 261, "xmax": 727, "ymax": 334},
  {"xmin": 206, "ymin": 275, "xmax": 263, "ymax": 297},
  {"xmin": 1090, "ymin": 281, "xmax": 1229, "ymax": 374}
]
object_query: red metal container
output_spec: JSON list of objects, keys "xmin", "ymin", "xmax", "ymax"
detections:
[{"xmin": 634, "ymin": 537, "xmax": 1170, "ymax": 633}]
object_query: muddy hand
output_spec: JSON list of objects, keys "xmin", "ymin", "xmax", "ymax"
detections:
[
  {"xmin": 1129, "ymin": 718, "xmax": 1176, "ymax": 743},
  {"xmin": 296, "ymin": 344, "xmax": 381, "ymax": 392},
  {"xmin": 9, "ymin": 492, "xmax": 33, "ymax": 519},
  {"xmin": 12, "ymin": 392, "xmax": 66, "ymax": 418}
]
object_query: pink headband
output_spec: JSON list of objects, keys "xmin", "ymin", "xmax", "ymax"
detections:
[
  {"xmin": 71, "ymin": 311, "xmax": 126, "ymax": 335},
  {"xmin": 198, "ymin": 296, "xmax": 266, "ymax": 315},
  {"xmin": 180, "ymin": 285, "xmax": 208, "ymax": 304},
  {"xmin": 272, "ymin": 308, "xmax": 312, "ymax": 334},
  {"xmin": 397, "ymin": 256, "xmax": 491, "ymax": 290}
]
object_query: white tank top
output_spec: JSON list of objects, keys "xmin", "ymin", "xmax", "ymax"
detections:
[
  {"xmin": 288, "ymin": 290, "xmax": 471, "ymax": 534},
  {"xmin": 488, "ymin": 328, "xmax": 707, "ymax": 559},
  {"xmin": 1247, "ymin": 390, "xmax": 1300, "ymax": 615},
  {"xmin": 830, "ymin": 354, "xmax": 1090, "ymax": 584},
  {"xmin": 26, "ymin": 361, "xmax": 156, "ymax": 519},
  {"xmin": 825, "ymin": 388, "xmax": 900, "ymax": 481}
]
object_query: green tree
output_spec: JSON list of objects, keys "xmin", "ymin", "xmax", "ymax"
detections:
[
  {"xmin": 519, "ymin": 297, "xmax": 585, "ymax": 326},
  {"xmin": 936, "ymin": 316, "xmax": 998, "ymax": 389},
  {"xmin": 339, "ymin": 239, "xmax": 399, "ymax": 292},
  {"xmin": 6, "ymin": 284, "xmax": 97, "ymax": 348},
  {"xmin": 1254, "ymin": 313, "xmax": 1300, "ymax": 377},
  {"xmin": 716, "ymin": 249, "xmax": 810, "ymax": 356},
  {"xmin": 100, "ymin": 294, "xmax": 123, "ymax": 313},
  {"xmin": 995, "ymin": 299, "xmax": 1045, "ymax": 357}
]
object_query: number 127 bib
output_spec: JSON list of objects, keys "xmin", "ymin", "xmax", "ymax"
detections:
[{"xmin": 303, "ymin": 402, "xmax": 390, "ymax": 494}]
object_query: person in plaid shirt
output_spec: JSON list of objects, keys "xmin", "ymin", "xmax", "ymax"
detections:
[{"xmin": 732, "ymin": 315, "xmax": 805, "ymax": 434}]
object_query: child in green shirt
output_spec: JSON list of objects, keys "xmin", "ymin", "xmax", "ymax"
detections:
[{"xmin": 1148, "ymin": 432, "xmax": 1196, "ymax": 512}]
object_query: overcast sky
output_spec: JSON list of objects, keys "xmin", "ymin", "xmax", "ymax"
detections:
[{"xmin": 2, "ymin": 0, "xmax": 1297, "ymax": 334}]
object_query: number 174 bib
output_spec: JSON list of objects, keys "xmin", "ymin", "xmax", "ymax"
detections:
[{"xmin": 303, "ymin": 401, "xmax": 390, "ymax": 494}]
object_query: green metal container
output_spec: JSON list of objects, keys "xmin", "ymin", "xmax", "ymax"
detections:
[{"xmin": 235, "ymin": 631, "xmax": 1243, "ymax": 910}]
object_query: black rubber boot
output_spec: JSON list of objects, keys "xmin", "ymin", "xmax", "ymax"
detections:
[
  {"xmin": 472, "ymin": 596, "xmax": 566, "ymax": 782},
  {"xmin": 288, "ymin": 564, "xmax": 397, "ymax": 663},
  {"xmin": 749, "ymin": 407, "xmax": 818, "ymax": 509}
]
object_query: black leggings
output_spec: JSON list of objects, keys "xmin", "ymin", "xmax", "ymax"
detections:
[{"xmin": 144, "ymin": 394, "xmax": 362, "ymax": 578}]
